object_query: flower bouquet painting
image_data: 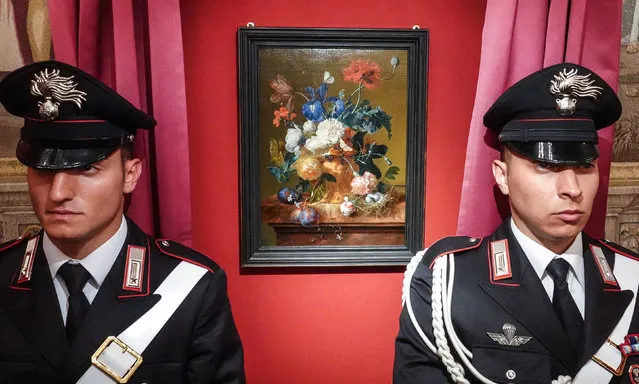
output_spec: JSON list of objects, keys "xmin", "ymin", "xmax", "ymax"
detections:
[
  {"xmin": 259, "ymin": 49, "xmax": 408, "ymax": 245},
  {"xmin": 239, "ymin": 28, "xmax": 427, "ymax": 267}
]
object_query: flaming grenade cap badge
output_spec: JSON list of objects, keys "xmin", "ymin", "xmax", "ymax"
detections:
[
  {"xmin": 549, "ymin": 68, "xmax": 603, "ymax": 117},
  {"xmin": 30, "ymin": 68, "xmax": 87, "ymax": 121}
]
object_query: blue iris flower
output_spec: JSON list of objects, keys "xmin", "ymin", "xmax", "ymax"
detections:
[
  {"xmin": 302, "ymin": 99, "xmax": 324, "ymax": 122},
  {"xmin": 302, "ymin": 83, "xmax": 342, "ymax": 122},
  {"xmin": 333, "ymin": 99, "xmax": 345, "ymax": 117}
]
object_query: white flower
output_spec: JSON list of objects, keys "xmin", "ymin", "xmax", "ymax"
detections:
[
  {"xmin": 304, "ymin": 118, "xmax": 345, "ymax": 153},
  {"xmin": 340, "ymin": 197, "xmax": 356, "ymax": 216},
  {"xmin": 304, "ymin": 135, "xmax": 330, "ymax": 152},
  {"xmin": 285, "ymin": 127, "xmax": 303, "ymax": 154},
  {"xmin": 303, "ymin": 120, "xmax": 317, "ymax": 134},
  {"xmin": 315, "ymin": 118, "xmax": 345, "ymax": 145}
]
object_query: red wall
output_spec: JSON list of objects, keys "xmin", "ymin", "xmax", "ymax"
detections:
[{"xmin": 180, "ymin": 1, "xmax": 486, "ymax": 382}]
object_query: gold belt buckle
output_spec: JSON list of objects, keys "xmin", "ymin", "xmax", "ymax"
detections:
[
  {"xmin": 590, "ymin": 339, "xmax": 627, "ymax": 376},
  {"xmin": 91, "ymin": 335, "xmax": 143, "ymax": 383}
]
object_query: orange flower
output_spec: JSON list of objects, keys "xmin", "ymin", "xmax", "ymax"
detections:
[
  {"xmin": 342, "ymin": 127, "xmax": 356, "ymax": 140},
  {"xmin": 296, "ymin": 156, "xmax": 323, "ymax": 181},
  {"xmin": 342, "ymin": 59, "xmax": 382, "ymax": 89},
  {"xmin": 273, "ymin": 107, "xmax": 296, "ymax": 127}
]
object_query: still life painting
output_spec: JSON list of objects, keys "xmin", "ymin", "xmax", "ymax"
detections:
[{"xmin": 239, "ymin": 28, "xmax": 427, "ymax": 267}]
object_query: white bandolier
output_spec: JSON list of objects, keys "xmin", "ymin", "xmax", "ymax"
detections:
[{"xmin": 78, "ymin": 260, "xmax": 208, "ymax": 383}]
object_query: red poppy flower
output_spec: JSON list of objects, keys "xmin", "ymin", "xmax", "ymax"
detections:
[{"xmin": 342, "ymin": 59, "xmax": 382, "ymax": 89}]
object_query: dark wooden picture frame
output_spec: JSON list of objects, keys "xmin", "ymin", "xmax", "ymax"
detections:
[{"xmin": 238, "ymin": 27, "xmax": 428, "ymax": 268}]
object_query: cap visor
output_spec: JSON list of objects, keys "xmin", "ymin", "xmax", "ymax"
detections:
[
  {"xmin": 16, "ymin": 139, "xmax": 117, "ymax": 170},
  {"xmin": 507, "ymin": 142, "xmax": 599, "ymax": 165}
]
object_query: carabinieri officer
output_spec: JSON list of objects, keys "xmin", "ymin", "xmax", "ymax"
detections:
[
  {"xmin": 0, "ymin": 61, "xmax": 245, "ymax": 384},
  {"xmin": 394, "ymin": 63, "xmax": 639, "ymax": 383}
]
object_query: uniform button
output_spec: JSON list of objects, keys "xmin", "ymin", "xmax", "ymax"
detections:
[
  {"xmin": 161, "ymin": 240, "xmax": 170, "ymax": 247},
  {"xmin": 506, "ymin": 369, "xmax": 516, "ymax": 380}
]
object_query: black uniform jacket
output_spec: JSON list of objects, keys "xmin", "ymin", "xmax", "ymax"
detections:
[
  {"xmin": 0, "ymin": 218, "xmax": 245, "ymax": 384},
  {"xmin": 394, "ymin": 220, "xmax": 639, "ymax": 383}
]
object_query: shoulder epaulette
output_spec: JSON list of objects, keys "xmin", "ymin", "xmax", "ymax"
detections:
[
  {"xmin": 0, "ymin": 235, "xmax": 32, "ymax": 255},
  {"xmin": 423, "ymin": 235, "xmax": 483, "ymax": 268},
  {"xmin": 155, "ymin": 239, "xmax": 221, "ymax": 274},
  {"xmin": 598, "ymin": 239, "xmax": 639, "ymax": 261}
]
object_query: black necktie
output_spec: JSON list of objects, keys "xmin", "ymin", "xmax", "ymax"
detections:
[
  {"xmin": 58, "ymin": 262, "xmax": 91, "ymax": 342},
  {"xmin": 546, "ymin": 258, "xmax": 584, "ymax": 353}
]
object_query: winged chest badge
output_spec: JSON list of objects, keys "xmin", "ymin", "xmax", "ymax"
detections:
[{"xmin": 487, "ymin": 323, "xmax": 532, "ymax": 347}]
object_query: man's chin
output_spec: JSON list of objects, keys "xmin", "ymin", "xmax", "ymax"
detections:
[
  {"xmin": 547, "ymin": 222, "xmax": 586, "ymax": 241},
  {"xmin": 42, "ymin": 224, "xmax": 85, "ymax": 243}
]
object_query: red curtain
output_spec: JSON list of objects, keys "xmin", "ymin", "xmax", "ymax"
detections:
[
  {"xmin": 47, "ymin": 0, "xmax": 192, "ymax": 244},
  {"xmin": 457, "ymin": 0, "xmax": 622, "ymax": 239}
]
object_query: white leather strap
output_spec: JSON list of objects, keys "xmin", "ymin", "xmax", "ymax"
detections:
[
  {"xmin": 77, "ymin": 261, "xmax": 208, "ymax": 383},
  {"xmin": 573, "ymin": 253, "xmax": 639, "ymax": 383}
]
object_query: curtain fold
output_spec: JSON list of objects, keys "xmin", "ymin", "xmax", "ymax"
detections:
[
  {"xmin": 457, "ymin": 0, "xmax": 622, "ymax": 239},
  {"xmin": 47, "ymin": 0, "xmax": 192, "ymax": 245}
]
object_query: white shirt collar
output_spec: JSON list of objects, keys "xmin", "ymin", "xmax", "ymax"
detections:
[
  {"xmin": 509, "ymin": 219, "xmax": 585, "ymax": 288},
  {"xmin": 43, "ymin": 216, "xmax": 128, "ymax": 286}
]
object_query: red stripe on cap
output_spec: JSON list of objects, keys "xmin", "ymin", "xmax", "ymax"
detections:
[
  {"xmin": 26, "ymin": 117, "xmax": 107, "ymax": 123},
  {"xmin": 513, "ymin": 118, "xmax": 592, "ymax": 122}
]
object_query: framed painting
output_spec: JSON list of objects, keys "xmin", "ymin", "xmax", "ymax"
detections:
[{"xmin": 238, "ymin": 27, "xmax": 428, "ymax": 267}]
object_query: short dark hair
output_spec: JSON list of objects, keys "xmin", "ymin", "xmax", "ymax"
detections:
[
  {"xmin": 500, "ymin": 144, "xmax": 515, "ymax": 163},
  {"xmin": 120, "ymin": 142, "xmax": 134, "ymax": 162}
]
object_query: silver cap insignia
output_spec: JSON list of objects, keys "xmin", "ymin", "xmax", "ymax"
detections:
[
  {"xmin": 549, "ymin": 68, "xmax": 603, "ymax": 117},
  {"xmin": 487, "ymin": 323, "xmax": 532, "ymax": 346},
  {"xmin": 30, "ymin": 68, "xmax": 87, "ymax": 121}
]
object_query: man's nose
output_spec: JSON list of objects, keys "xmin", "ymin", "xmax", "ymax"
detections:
[
  {"xmin": 557, "ymin": 169, "xmax": 583, "ymax": 200},
  {"xmin": 48, "ymin": 172, "xmax": 74, "ymax": 202}
]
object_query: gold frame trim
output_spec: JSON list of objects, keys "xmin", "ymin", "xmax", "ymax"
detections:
[
  {"xmin": 609, "ymin": 162, "xmax": 639, "ymax": 187},
  {"xmin": 0, "ymin": 158, "xmax": 26, "ymax": 178}
]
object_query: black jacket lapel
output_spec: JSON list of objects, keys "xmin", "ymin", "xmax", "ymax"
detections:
[
  {"xmin": 0, "ymin": 239, "xmax": 69, "ymax": 372},
  {"xmin": 579, "ymin": 237, "xmax": 633, "ymax": 368},
  {"xmin": 67, "ymin": 221, "xmax": 160, "ymax": 376},
  {"xmin": 478, "ymin": 222, "xmax": 579, "ymax": 372}
]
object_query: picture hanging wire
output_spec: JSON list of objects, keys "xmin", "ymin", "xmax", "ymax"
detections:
[
  {"xmin": 246, "ymin": 22, "xmax": 255, "ymax": 27},
  {"xmin": 412, "ymin": 25, "xmax": 420, "ymax": 30}
]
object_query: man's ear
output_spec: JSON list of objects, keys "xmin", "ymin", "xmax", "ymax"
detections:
[
  {"xmin": 492, "ymin": 158, "xmax": 509, "ymax": 196},
  {"xmin": 123, "ymin": 158, "xmax": 142, "ymax": 194}
]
